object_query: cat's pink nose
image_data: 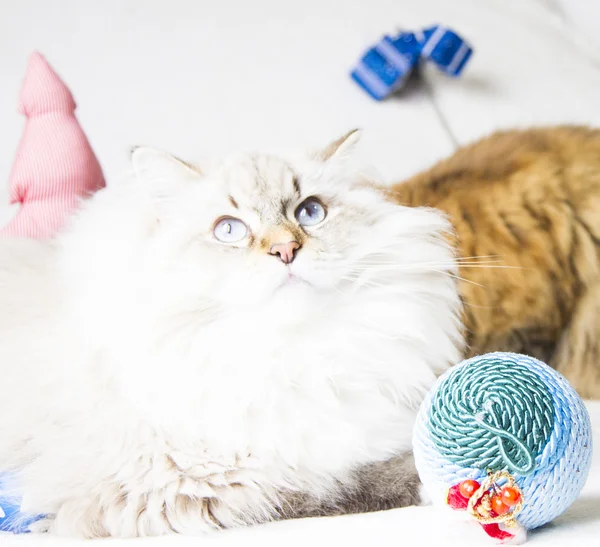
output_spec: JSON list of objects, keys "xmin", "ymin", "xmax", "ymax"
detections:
[{"xmin": 269, "ymin": 241, "xmax": 301, "ymax": 264}]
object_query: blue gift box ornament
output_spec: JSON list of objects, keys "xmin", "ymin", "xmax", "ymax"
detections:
[{"xmin": 351, "ymin": 25, "xmax": 473, "ymax": 100}]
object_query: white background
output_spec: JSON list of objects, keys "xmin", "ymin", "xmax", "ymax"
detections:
[{"xmin": 1, "ymin": 0, "xmax": 600, "ymax": 189}]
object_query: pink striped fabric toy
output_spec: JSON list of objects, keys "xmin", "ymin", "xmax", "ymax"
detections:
[{"xmin": 0, "ymin": 52, "xmax": 105, "ymax": 239}]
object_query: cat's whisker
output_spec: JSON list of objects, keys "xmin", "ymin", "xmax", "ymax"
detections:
[
  {"xmin": 347, "ymin": 263, "xmax": 469, "ymax": 271},
  {"xmin": 453, "ymin": 254, "xmax": 502, "ymax": 260},
  {"xmin": 339, "ymin": 275, "xmax": 383, "ymax": 291},
  {"xmin": 461, "ymin": 301, "xmax": 498, "ymax": 310},
  {"xmin": 348, "ymin": 261, "xmax": 525, "ymax": 272},
  {"xmin": 340, "ymin": 274, "xmax": 440, "ymax": 302},
  {"xmin": 457, "ymin": 265, "xmax": 528, "ymax": 270},
  {"xmin": 433, "ymin": 270, "xmax": 487, "ymax": 289},
  {"xmin": 339, "ymin": 274, "xmax": 423, "ymax": 295},
  {"xmin": 346, "ymin": 263, "xmax": 456, "ymax": 274}
]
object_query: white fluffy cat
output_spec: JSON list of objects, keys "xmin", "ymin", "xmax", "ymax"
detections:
[{"xmin": 0, "ymin": 131, "xmax": 463, "ymax": 537}]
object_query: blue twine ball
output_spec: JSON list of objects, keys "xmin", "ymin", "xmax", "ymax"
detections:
[{"xmin": 413, "ymin": 352, "xmax": 593, "ymax": 530}]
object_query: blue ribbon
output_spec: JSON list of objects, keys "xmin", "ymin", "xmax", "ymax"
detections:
[{"xmin": 351, "ymin": 25, "xmax": 473, "ymax": 100}]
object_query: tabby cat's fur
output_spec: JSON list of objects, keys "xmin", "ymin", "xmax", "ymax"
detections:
[{"xmin": 393, "ymin": 125, "xmax": 600, "ymax": 398}]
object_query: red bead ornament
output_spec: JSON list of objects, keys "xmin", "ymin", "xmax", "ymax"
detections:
[
  {"xmin": 491, "ymin": 495, "xmax": 511, "ymax": 516},
  {"xmin": 481, "ymin": 523, "xmax": 514, "ymax": 541},
  {"xmin": 500, "ymin": 486, "xmax": 521, "ymax": 506},
  {"xmin": 459, "ymin": 479, "xmax": 480, "ymax": 499},
  {"xmin": 447, "ymin": 484, "xmax": 470, "ymax": 509}
]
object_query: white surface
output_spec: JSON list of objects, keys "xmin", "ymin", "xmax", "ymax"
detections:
[
  {"xmin": 1, "ymin": 0, "xmax": 600, "ymax": 545},
  {"xmin": 0, "ymin": 0, "xmax": 456, "ymax": 189},
  {"xmin": 425, "ymin": 0, "xmax": 600, "ymax": 146}
]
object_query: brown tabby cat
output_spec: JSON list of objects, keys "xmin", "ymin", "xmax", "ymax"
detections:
[{"xmin": 391, "ymin": 125, "xmax": 600, "ymax": 399}]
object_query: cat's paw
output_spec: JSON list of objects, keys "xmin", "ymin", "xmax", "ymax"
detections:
[
  {"xmin": 49, "ymin": 491, "xmax": 236, "ymax": 537},
  {"xmin": 44, "ymin": 450, "xmax": 276, "ymax": 538},
  {"xmin": 47, "ymin": 491, "xmax": 181, "ymax": 538},
  {"xmin": 48, "ymin": 478, "xmax": 269, "ymax": 537},
  {"xmin": 49, "ymin": 497, "xmax": 112, "ymax": 538},
  {"xmin": 27, "ymin": 516, "xmax": 54, "ymax": 534}
]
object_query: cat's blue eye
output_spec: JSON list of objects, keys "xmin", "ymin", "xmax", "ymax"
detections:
[
  {"xmin": 295, "ymin": 197, "xmax": 326, "ymax": 227},
  {"xmin": 213, "ymin": 217, "xmax": 248, "ymax": 243}
]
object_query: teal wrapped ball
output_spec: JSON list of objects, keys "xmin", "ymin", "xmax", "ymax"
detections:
[{"xmin": 413, "ymin": 352, "xmax": 593, "ymax": 530}]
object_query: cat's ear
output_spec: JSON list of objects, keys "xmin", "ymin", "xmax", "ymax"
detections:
[
  {"xmin": 315, "ymin": 129, "xmax": 361, "ymax": 162},
  {"xmin": 131, "ymin": 146, "xmax": 202, "ymax": 186}
]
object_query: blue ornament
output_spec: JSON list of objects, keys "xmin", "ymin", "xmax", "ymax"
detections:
[
  {"xmin": 351, "ymin": 25, "xmax": 473, "ymax": 100},
  {"xmin": 413, "ymin": 352, "xmax": 593, "ymax": 542}
]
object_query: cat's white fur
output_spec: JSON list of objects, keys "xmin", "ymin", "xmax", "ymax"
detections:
[{"xmin": 0, "ymin": 132, "xmax": 463, "ymax": 537}]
